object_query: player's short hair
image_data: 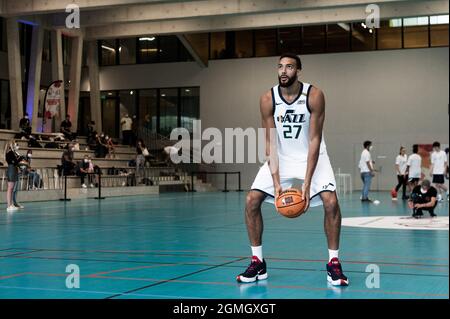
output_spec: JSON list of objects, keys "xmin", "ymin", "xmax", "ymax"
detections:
[
  {"xmin": 363, "ymin": 141, "xmax": 372, "ymax": 149},
  {"xmin": 279, "ymin": 53, "xmax": 302, "ymax": 70},
  {"xmin": 412, "ymin": 144, "xmax": 419, "ymax": 153},
  {"xmin": 432, "ymin": 141, "xmax": 440, "ymax": 148}
]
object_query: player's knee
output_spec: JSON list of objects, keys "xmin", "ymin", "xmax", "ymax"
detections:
[
  {"xmin": 323, "ymin": 195, "xmax": 339, "ymax": 216},
  {"xmin": 246, "ymin": 192, "xmax": 262, "ymax": 213}
]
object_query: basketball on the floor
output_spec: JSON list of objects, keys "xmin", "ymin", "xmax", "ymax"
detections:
[
  {"xmin": 275, "ymin": 188, "xmax": 306, "ymax": 218},
  {"xmin": 391, "ymin": 188, "xmax": 398, "ymax": 198}
]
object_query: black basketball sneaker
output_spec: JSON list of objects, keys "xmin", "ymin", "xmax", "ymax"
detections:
[
  {"xmin": 236, "ymin": 256, "xmax": 268, "ymax": 283},
  {"xmin": 326, "ymin": 257, "xmax": 349, "ymax": 286}
]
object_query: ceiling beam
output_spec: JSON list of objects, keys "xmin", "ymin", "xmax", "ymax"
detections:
[
  {"xmin": 50, "ymin": 0, "xmax": 416, "ymax": 27},
  {"xmin": 177, "ymin": 34, "xmax": 207, "ymax": 67},
  {"xmin": 85, "ymin": 0, "xmax": 449, "ymax": 40},
  {"xmin": 0, "ymin": 0, "xmax": 208, "ymax": 17}
]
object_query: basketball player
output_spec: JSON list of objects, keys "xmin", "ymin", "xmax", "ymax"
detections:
[
  {"xmin": 405, "ymin": 144, "xmax": 422, "ymax": 191},
  {"xmin": 236, "ymin": 53, "xmax": 349, "ymax": 286},
  {"xmin": 430, "ymin": 141, "xmax": 448, "ymax": 201}
]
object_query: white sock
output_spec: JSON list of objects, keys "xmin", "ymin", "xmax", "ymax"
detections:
[
  {"xmin": 251, "ymin": 246, "xmax": 263, "ymax": 261},
  {"xmin": 328, "ymin": 249, "xmax": 339, "ymax": 262}
]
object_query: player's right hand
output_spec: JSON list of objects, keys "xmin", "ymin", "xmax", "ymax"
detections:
[{"xmin": 274, "ymin": 184, "xmax": 282, "ymax": 198}]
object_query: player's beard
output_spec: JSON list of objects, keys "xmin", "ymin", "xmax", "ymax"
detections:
[{"xmin": 278, "ymin": 74, "xmax": 297, "ymax": 88}]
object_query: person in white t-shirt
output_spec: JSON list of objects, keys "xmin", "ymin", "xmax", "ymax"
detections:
[
  {"xmin": 120, "ymin": 113, "xmax": 133, "ymax": 146},
  {"xmin": 359, "ymin": 141, "xmax": 376, "ymax": 202},
  {"xmin": 430, "ymin": 141, "xmax": 448, "ymax": 201},
  {"xmin": 391, "ymin": 146, "xmax": 408, "ymax": 200},
  {"xmin": 405, "ymin": 144, "xmax": 422, "ymax": 192}
]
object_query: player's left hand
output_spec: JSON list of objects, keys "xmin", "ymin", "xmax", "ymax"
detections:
[{"xmin": 302, "ymin": 183, "xmax": 311, "ymax": 212}]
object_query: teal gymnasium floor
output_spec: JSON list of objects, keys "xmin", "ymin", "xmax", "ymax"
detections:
[{"xmin": 0, "ymin": 192, "xmax": 448, "ymax": 299}]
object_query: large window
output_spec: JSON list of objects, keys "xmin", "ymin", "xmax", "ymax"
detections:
[
  {"xmin": 0, "ymin": 80, "xmax": 10, "ymax": 129},
  {"xmin": 180, "ymin": 87, "xmax": 200, "ymax": 134},
  {"xmin": 327, "ymin": 24, "xmax": 350, "ymax": 52},
  {"xmin": 101, "ymin": 87, "xmax": 199, "ymax": 138},
  {"xmin": 138, "ymin": 89, "xmax": 158, "ymax": 133},
  {"xmin": 351, "ymin": 22, "xmax": 375, "ymax": 51},
  {"xmin": 377, "ymin": 19, "xmax": 402, "ymax": 49},
  {"xmin": 278, "ymin": 27, "xmax": 301, "ymax": 54},
  {"xmin": 302, "ymin": 25, "xmax": 326, "ymax": 54},
  {"xmin": 138, "ymin": 36, "xmax": 158, "ymax": 63},
  {"xmin": 119, "ymin": 90, "xmax": 137, "ymax": 120},
  {"xmin": 159, "ymin": 36, "xmax": 178, "ymax": 63},
  {"xmin": 96, "ymin": 14, "xmax": 448, "ymax": 64},
  {"xmin": 255, "ymin": 29, "xmax": 277, "ymax": 57},
  {"xmin": 42, "ymin": 30, "xmax": 52, "ymax": 62},
  {"xmin": 62, "ymin": 35, "xmax": 72, "ymax": 65},
  {"xmin": 210, "ymin": 32, "xmax": 226, "ymax": 59},
  {"xmin": 235, "ymin": 30, "xmax": 254, "ymax": 58},
  {"xmin": 100, "ymin": 39, "xmax": 117, "ymax": 66},
  {"xmin": 403, "ymin": 17, "xmax": 429, "ymax": 48},
  {"xmin": 0, "ymin": 18, "xmax": 6, "ymax": 52},
  {"xmin": 101, "ymin": 91, "xmax": 119, "ymax": 138},
  {"xmin": 430, "ymin": 15, "xmax": 449, "ymax": 47},
  {"xmin": 159, "ymin": 88, "xmax": 178, "ymax": 136},
  {"xmin": 77, "ymin": 92, "xmax": 91, "ymax": 135},
  {"xmin": 119, "ymin": 38, "xmax": 136, "ymax": 65}
]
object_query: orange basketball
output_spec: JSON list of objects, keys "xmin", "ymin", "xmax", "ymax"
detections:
[{"xmin": 275, "ymin": 188, "xmax": 307, "ymax": 218}]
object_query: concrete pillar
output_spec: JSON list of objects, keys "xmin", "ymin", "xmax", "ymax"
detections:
[
  {"xmin": 6, "ymin": 18, "xmax": 23, "ymax": 130},
  {"xmin": 51, "ymin": 29, "xmax": 66, "ymax": 131},
  {"xmin": 87, "ymin": 40, "xmax": 102, "ymax": 133},
  {"xmin": 67, "ymin": 34, "xmax": 83, "ymax": 132},
  {"xmin": 28, "ymin": 23, "xmax": 44, "ymax": 133}
]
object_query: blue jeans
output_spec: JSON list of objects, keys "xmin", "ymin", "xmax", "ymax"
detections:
[{"xmin": 361, "ymin": 172, "xmax": 373, "ymax": 200}]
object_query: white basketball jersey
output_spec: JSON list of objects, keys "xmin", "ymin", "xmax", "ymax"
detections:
[{"xmin": 272, "ymin": 82, "xmax": 327, "ymax": 162}]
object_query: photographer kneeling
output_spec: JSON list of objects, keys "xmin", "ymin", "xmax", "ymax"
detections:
[{"xmin": 408, "ymin": 179, "xmax": 438, "ymax": 218}]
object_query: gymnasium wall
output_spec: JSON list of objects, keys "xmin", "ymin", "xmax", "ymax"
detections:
[{"xmin": 84, "ymin": 46, "xmax": 449, "ymax": 191}]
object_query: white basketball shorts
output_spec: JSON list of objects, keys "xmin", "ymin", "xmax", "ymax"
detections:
[{"xmin": 250, "ymin": 153, "xmax": 337, "ymax": 207}]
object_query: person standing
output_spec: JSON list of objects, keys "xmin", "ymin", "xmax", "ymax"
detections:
[
  {"xmin": 120, "ymin": 113, "xmax": 133, "ymax": 146},
  {"xmin": 136, "ymin": 139, "xmax": 146, "ymax": 184},
  {"xmin": 4, "ymin": 141, "xmax": 21, "ymax": 212},
  {"xmin": 392, "ymin": 146, "xmax": 408, "ymax": 200},
  {"xmin": 237, "ymin": 53, "xmax": 348, "ymax": 286},
  {"xmin": 405, "ymin": 144, "xmax": 422, "ymax": 192},
  {"xmin": 430, "ymin": 141, "xmax": 448, "ymax": 201},
  {"xmin": 359, "ymin": 141, "xmax": 376, "ymax": 202}
]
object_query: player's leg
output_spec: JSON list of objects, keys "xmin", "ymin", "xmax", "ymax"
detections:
[
  {"xmin": 245, "ymin": 190, "xmax": 266, "ymax": 247},
  {"xmin": 236, "ymin": 190, "xmax": 268, "ymax": 283},
  {"xmin": 320, "ymin": 191, "xmax": 349, "ymax": 286},
  {"xmin": 237, "ymin": 163, "xmax": 274, "ymax": 283},
  {"xmin": 309, "ymin": 154, "xmax": 348, "ymax": 286}
]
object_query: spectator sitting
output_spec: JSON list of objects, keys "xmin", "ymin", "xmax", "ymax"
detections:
[
  {"xmin": 60, "ymin": 115, "xmax": 76, "ymax": 141},
  {"xmin": 19, "ymin": 113, "xmax": 32, "ymax": 139},
  {"xmin": 28, "ymin": 135, "xmax": 42, "ymax": 148},
  {"xmin": 72, "ymin": 139, "xmax": 80, "ymax": 151},
  {"xmin": 44, "ymin": 137, "xmax": 59, "ymax": 149},
  {"xmin": 61, "ymin": 144, "xmax": 76, "ymax": 176},
  {"xmin": 87, "ymin": 121, "xmax": 97, "ymax": 150},
  {"xmin": 23, "ymin": 150, "xmax": 41, "ymax": 190},
  {"xmin": 105, "ymin": 135, "xmax": 116, "ymax": 159},
  {"xmin": 95, "ymin": 133, "xmax": 109, "ymax": 158},
  {"xmin": 76, "ymin": 155, "xmax": 94, "ymax": 188},
  {"xmin": 408, "ymin": 179, "xmax": 438, "ymax": 218}
]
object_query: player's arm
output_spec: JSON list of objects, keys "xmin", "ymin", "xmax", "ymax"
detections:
[
  {"xmin": 304, "ymin": 86, "xmax": 325, "ymax": 209},
  {"xmin": 260, "ymin": 91, "xmax": 282, "ymax": 197}
]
